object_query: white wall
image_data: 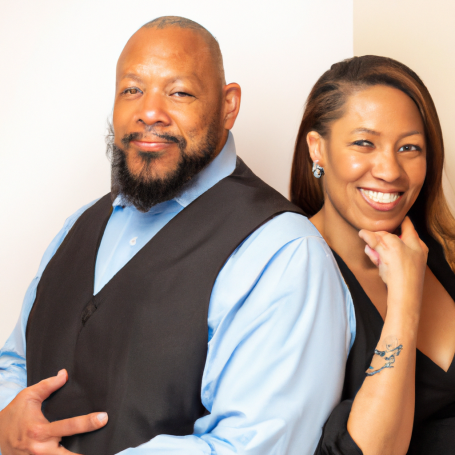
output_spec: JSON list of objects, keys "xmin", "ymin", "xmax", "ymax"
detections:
[{"xmin": 0, "ymin": 0, "xmax": 353, "ymax": 346}]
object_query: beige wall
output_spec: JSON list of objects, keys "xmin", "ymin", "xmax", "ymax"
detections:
[{"xmin": 354, "ymin": 0, "xmax": 455, "ymax": 213}]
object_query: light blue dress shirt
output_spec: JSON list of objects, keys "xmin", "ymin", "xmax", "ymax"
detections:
[{"xmin": 0, "ymin": 133, "xmax": 355, "ymax": 455}]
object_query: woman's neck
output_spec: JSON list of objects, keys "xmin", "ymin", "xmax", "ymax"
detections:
[{"xmin": 310, "ymin": 201, "xmax": 376, "ymax": 271}]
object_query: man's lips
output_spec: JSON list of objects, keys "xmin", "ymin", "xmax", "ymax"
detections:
[
  {"xmin": 359, "ymin": 188, "xmax": 404, "ymax": 212},
  {"xmin": 130, "ymin": 140, "xmax": 173, "ymax": 152}
]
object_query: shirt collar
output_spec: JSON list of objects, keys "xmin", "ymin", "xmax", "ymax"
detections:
[{"xmin": 113, "ymin": 131, "xmax": 237, "ymax": 210}]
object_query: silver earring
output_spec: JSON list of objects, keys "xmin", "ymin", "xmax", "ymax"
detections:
[{"xmin": 312, "ymin": 160, "xmax": 324, "ymax": 178}]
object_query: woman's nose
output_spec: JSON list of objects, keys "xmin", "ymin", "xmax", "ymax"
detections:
[{"xmin": 371, "ymin": 149, "xmax": 402, "ymax": 183}]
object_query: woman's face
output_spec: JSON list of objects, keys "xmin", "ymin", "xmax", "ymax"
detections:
[{"xmin": 315, "ymin": 84, "xmax": 427, "ymax": 233}]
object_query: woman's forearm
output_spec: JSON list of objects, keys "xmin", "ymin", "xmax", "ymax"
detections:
[{"xmin": 347, "ymin": 295, "xmax": 420, "ymax": 455}]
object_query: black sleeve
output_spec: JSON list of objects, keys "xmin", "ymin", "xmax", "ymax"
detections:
[{"xmin": 314, "ymin": 400, "xmax": 363, "ymax": 455}]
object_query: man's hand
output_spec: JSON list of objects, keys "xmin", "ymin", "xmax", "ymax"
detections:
[{"xmin": 0, "ymin": 369, "xmax": 108, "ymax": 455}]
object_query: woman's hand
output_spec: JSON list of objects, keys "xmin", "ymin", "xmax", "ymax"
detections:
[
  {"xmin": 358, "ymin": 217, "xmax": 428, "ymax": 310},
  {"xmin": 347, "ymin": 217, "xmax": 427, "ymax": 455}
]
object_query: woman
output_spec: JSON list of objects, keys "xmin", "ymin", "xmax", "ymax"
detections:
[{"xmin": 291, "ymin": 55, "xmax": 455, "ymax": 454}]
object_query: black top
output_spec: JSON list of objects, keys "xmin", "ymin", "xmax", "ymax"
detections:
[
  {"xmin": 315, "ymin": 232, "xmax": 455, "ymax": 455},
  {"xmin": 26, "ymin": 157, "xmax": 303, "ymax": 455}
]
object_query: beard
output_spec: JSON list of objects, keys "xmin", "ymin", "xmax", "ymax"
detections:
[{"xmin": 107, "ymin": 120, "xmax": 221, "ymax": 213}]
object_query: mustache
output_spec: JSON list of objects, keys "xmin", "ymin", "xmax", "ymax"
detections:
[{"xmin": 120, "ymin": 131, "xmax": 182, "ymax": 149}]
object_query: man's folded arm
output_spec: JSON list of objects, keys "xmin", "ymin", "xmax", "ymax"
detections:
[
  {"xmin": 0, "ymin": 286, "xmax": 32, "ymax": 412},
  {"xmin": 120, "ymin": 215, "xmax": 352, "ymax": 455},
  {"xmin": 0, "ymin": 199, "xmax": 98, "ymax": 413}
]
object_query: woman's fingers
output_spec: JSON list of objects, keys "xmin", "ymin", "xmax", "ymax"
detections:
[
  {"xmin": 419, "ymin": 238, "xmax": 429, "ymax": 253},
  {"xmin": 359, "ymin": 230, "xmax": 385, "ymax": 267},
  {"xmin": 359, "ymin": 218, "xmax": 428, "ymax": 292},
  {"xmin": 359, "ymin": 229, "xmax": 383, "ymax": 251},
  {"xmin": 399, "ymin": 217, "xmax": 420, "ymax": 246},
  {"xmin": 400, "ymin": 216, "xmax": 416, "ymax": 236},
  {"xmin": 364, "ymin": 244, "xmax": 380, "ymax": 267},
  {"xmin": 399, "ymin": 217, "xmax": 429, "ymax": 260}
]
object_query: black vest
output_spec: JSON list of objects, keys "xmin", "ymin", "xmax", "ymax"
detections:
[{"xmin": 26, "ymin": 158, "xmax": 303, "ymax": 455}]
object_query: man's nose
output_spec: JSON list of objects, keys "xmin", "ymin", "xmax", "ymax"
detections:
[
  {"xmin": 134, "ymin": 92, "xmax": 172, "ymax": 128},
  {"xmin": 371, "ymin": 149, "xmax": 402, "ymax": 183}
]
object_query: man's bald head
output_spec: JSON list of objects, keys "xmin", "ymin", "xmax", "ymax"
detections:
[
  {"xmin": 111, "ymin": 16, "xmax": 241, "ymax": 212},
  {"xmin": 140, "ymin": 16, "xmax": 225, "ymax": 86}
]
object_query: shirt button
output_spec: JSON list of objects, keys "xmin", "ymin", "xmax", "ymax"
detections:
[{"xmin": 130, "ymin": 237, "xmax": 138, "ymax": 246}]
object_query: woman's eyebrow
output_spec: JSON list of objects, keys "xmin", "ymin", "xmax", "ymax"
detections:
[
  {"xmin": 398, "ymin": 130, "xmax": 422, "ymax": 140},
  {"xmin": 351, "ymin": 128, "xmax": 380, "ymax": 135},
  {"xmin": 350, "ymin": 128, "xmax": 422, "ymax": 140}
]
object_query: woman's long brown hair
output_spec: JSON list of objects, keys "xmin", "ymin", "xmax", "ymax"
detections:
[{"xmin": 290, "ymin": 55, "xmax": 455, "ymax": 271}]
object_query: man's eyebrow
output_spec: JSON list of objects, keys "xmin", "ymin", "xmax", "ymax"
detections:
[
  {"xmin": 121, "ymin": 73, "xmax": 144, "ymax": 83},
  {"xmin": 170, "ymin": 75, "xmax": 203, "ymax": 85},
  {"xmin": 120, "ymin": 73, "xmax": 203, "ymax": 86}
]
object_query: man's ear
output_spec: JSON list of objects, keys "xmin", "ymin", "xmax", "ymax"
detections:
[
  {"xmin": 223, "ymin": 83, "xmax": 241, "ymax": 130},
  {"xmin": 307, "ymin": 131, "xmax": 325, "ymax": 166}
]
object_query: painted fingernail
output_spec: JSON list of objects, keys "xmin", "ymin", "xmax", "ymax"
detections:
[{"xmin": 97, "ymin": 412, "xmax": 108, "ymax": 422}]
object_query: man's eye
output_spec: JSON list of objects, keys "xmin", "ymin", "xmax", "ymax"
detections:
[
  {"xmin": 172, "ymin": 92, "xmax": 192, "ymax": 97},
  {"xmin": 352, "ymin": 140, "xmax": 374, "ymax": 147},
  {"xmin": 122, "ymin": 88, "xmax": 142, "ymax": 95},
  {"xmin": 398, "ymin": 144, "xmax": 421, "ymax": 152}
]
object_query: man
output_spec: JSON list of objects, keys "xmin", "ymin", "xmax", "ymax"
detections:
[{"xmin": 0, "ymin": 16, "xmax": 352, "ymax": 455}]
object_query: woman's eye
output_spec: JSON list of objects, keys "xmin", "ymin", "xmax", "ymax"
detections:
[
  {"xmin": 399, "ymin": 144, "xmax": 421, "ymax": 152},
  {"xmin": 352, "ymin": 140, "xmax": 374, "ymax": 147}
]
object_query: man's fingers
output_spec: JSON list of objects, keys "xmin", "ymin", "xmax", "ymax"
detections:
[
  {"xmin": 57, "ymin": 446, "xmax": 82, "ymax": 455},
  {"xmin": 47, "ymin": 412, "xmax": 108, "ymax": 438},
  {"xmin": 29, "ymin": 369, "xmax": 68, "ymax": 403}
]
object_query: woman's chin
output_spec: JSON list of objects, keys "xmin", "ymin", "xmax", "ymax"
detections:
[{"xmin": 356, "ymin": 217, "xmax": 403, "ymax": 234}]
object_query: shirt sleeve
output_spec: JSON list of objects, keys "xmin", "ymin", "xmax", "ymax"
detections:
[
  {"xmin": 119, "ymin": 213, "xmax": 352, "ymax": 455},
  {"xmin": 0, "ymin": 199, "xmax": 99, "ymax": 413}
]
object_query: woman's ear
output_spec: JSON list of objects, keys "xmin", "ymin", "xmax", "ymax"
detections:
[{"xmin": 307, "ymin": 131, "xmax": 324, "ymax": 165}]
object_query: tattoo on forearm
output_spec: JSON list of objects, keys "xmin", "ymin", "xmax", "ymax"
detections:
[{"xmin": 366, "ymin": 336, "xmax": 403, "ymax": 376}]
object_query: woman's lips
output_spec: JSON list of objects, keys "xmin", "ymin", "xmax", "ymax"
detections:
[
  {"xmin": 131, "ymin": 140, "xmax": 172, "ymax": 152},
  {"xmin": 359, "ymin": 188, "xmax": 403, "ymax": 212}
]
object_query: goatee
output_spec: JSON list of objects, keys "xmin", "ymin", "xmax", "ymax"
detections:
[{"xmin": 107, "ymin": 123, "xmax": 220, "ymax": 213}]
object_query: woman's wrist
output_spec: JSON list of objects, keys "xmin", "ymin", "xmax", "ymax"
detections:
[
  {"xmin": 387, "ymin": 283, "xmax": 423, "ymax": 311},
  {"xmin": 383, "ymin": 307, "xmax": 420, "ymax": 336},
  {"xmin": 387, "ymin": 269, "xmax": 424, "ymax": 292}
]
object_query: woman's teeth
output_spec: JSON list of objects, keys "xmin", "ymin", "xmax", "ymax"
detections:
[{"xmin": 360, "ymin": 189, "xmax": 400, "ymax": 203}]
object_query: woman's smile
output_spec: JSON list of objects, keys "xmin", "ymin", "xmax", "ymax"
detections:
[{"xmin": 359, "ymin": 188, "xmax": 403, "ymax": 211}]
